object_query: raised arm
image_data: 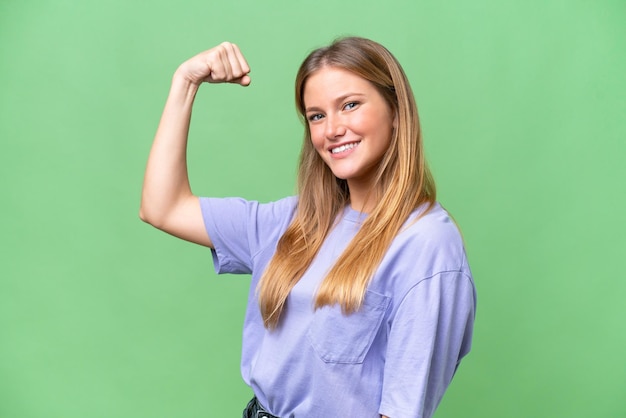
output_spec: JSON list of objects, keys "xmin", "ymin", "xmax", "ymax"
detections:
[{"xmin": 139, "ymin": 42, "xmax": 250, "ymax": 247}]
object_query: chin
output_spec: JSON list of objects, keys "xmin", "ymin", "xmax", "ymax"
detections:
[{"xmin": 330, "ymin": 171, "xmax": 353, "ymax": 181}]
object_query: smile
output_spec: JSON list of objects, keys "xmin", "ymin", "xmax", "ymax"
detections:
[{"xmin": 330, "ymin": 141, "xmax": 360, "ymax": 154}]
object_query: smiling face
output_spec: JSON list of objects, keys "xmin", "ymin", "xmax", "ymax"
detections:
[{"xmin": 303, "ymin": 66, "xmax": 397, "ymax": 193}]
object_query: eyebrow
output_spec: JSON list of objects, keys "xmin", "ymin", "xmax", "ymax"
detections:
[{"xmin": 304, "ymin": 92, "xmax": 366, "ymax": 113}]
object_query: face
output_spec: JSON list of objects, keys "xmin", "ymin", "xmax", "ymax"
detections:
[{"xmin": 303, "ymin": 66, "xmax": 396, "ymax": 190}]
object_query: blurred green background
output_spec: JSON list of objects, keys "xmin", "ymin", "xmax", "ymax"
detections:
[{"xmin": 1, "ymin": 0, "xmax": 625, "ymax": 417}]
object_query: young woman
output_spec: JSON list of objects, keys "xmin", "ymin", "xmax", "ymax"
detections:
[{"xmin": 140, "ymin": 37, "xmax": 476, "ymax": 418}]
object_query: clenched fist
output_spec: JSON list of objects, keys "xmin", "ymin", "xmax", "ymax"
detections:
[{"xmin": 176, "ymin": 42, "xmax": 251, "ymax": 87}]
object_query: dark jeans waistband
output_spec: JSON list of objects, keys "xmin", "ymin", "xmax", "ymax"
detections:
[{"xmin": 243, "ymin": 396, "xmax": 280, "ymax": 418}]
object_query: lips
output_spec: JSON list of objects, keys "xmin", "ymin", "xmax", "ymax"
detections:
[{"xmin": 330, "ymin": 141, "xmax": 360, "ymax": 154}]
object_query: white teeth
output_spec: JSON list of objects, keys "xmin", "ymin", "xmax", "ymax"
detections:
[{"xmin": 331, "ymin": 142, "xmax": 359, "ymax": 154}]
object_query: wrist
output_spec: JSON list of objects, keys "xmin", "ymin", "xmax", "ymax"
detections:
[
  {"xmin": 170, "ymin": 70, "xmax": 201, "ymax": 101},
  {"xmin": 172, "ymin": 67, "xmax": 201, "ymax": 92}
]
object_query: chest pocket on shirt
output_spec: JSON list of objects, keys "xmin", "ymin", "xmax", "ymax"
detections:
[{"xmin": 306, "ymin": 290, "xmax": 391, "ymax": 364}]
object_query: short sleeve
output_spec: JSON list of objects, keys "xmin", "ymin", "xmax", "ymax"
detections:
[
  {"xmin": 199, "ymin": 196, "xmax": 297, "ymax": 275},
  {"xmin": 379, "ymin": 271, "xmax": 476, "ymax": 418}
]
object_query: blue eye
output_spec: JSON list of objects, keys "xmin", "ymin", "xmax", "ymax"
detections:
[
  {"xmin": 308, "ymin": 113, "xmax": 323, "ymax": 122},
  {"xmin": 344, "ymin": 102, "xmax": 358, "ymax": 110}
]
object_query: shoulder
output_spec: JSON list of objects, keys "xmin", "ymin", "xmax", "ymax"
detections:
[
  {"xmin": 397, "ymin": 202, "xmax": 464, "ymax": 247},
  {"xmin": 199, "ymin": 196, "xmax": 299, "ymax": 268},
  {"xmin": 403, "ymin": 202, "xmax": 464, "ymax": 248},
  {"xmin": 199, "ymin": 195, "xmax": 298, "ymax": 242},
  {"xmin": 259, "ymin": 195, "xmax": 299, "ymax": 217},
  {"xmin": 200, "ymin": 195, "xmax": 298, "ymax": 218},
  {"xmin": 382, "ymin": 202, "xmax": 470, "ymax": 282}
]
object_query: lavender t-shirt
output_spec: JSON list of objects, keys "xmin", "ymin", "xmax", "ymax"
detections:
[{"xmin": 200, "ymin": 196, "xmax": 476, "ymax": 418}]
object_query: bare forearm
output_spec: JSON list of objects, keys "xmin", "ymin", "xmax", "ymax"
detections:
[
  {"xmin": 140, "ymin": 71, "xmax": 199, "ymax": 226},
  {"xmin": 139, "ymin": 43, "xmax": 250, "ymax": 246}
]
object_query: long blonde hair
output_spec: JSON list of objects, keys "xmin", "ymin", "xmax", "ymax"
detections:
[{"xmin": 258, "ymin": 37, "xmax": 436, "ymax": 329}]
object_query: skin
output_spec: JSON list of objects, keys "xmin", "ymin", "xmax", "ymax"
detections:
[
  {"xmin": 303, "ymin": 67, "xmax": 397, "ymax": 213},
  {"xmin": 140, "ymin": 42, "xmax": 250, "ymax": 248},
  {"xmin": 140, "ymin": 43, "xmax": 392, "ymax": 418}
]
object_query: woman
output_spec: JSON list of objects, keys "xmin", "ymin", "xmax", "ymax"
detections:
[{"xmin": 140, "ymin": 37, "xmax": 476, "ymax": 418}]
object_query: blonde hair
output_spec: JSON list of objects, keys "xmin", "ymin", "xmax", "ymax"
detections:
[{"xmin": 258, "ymin": 37, "xmax": 436, "ymax": 329}]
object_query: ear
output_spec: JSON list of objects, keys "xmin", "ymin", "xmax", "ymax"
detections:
[{"xmin": 392, "ymin": 111, "xmax": 398, "ymax": 130}]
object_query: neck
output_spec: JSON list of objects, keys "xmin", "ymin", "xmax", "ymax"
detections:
[{"xmin": 347, "ymin": 180, "xmax": 379, "ymax": 213}]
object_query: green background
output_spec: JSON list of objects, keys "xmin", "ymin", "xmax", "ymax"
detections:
[{"xmin": 1, "ymin": 0, "xmax": 625, "ymax": 417}]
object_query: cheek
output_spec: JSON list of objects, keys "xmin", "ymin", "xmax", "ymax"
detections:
[
  {"xmin": 351, "ymin": 113, "xmax": 380, "ymax": 137},
  {"xmin": 309, "ymin": 126, "xmax": 325, "ymax": 151}
]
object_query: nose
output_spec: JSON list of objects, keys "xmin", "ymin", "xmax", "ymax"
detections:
[{"xmin": 324, "ymin": 114, "xmax": 346, "ymax": 140}]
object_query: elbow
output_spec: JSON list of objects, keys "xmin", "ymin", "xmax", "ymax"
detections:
[
  {"xmin": 139, "ymin": 207, "xmax": 149, "ymax": 223},
  {"xmin": 139, "ymin": 192, "xmax": 161, "ymax": 226},
  {"xmin": 138, "ymin": 202, "xmax": 170, "ymax": 231},
  {"xmin": 139, "ymin": 205, "xmax": 152, "ymax": 225},
  {"xmin": 139, "ymin": 188, "xmax": 175, "ymax": 228},
  {"xmin": 139, "ymin": 209, "xmax": 165, "ymax": 229},
  {"xmin": 138, "ymin": 201, "xmax": 160, "ymax": 227},
  {"xmin": 139, "ymin": 196, "xmax": 149, "ymax": 223}
]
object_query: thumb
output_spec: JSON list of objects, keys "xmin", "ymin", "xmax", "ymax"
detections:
[{"xmin": 235, "ymin": 74, "xmax": 251, "ymax": 87}]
